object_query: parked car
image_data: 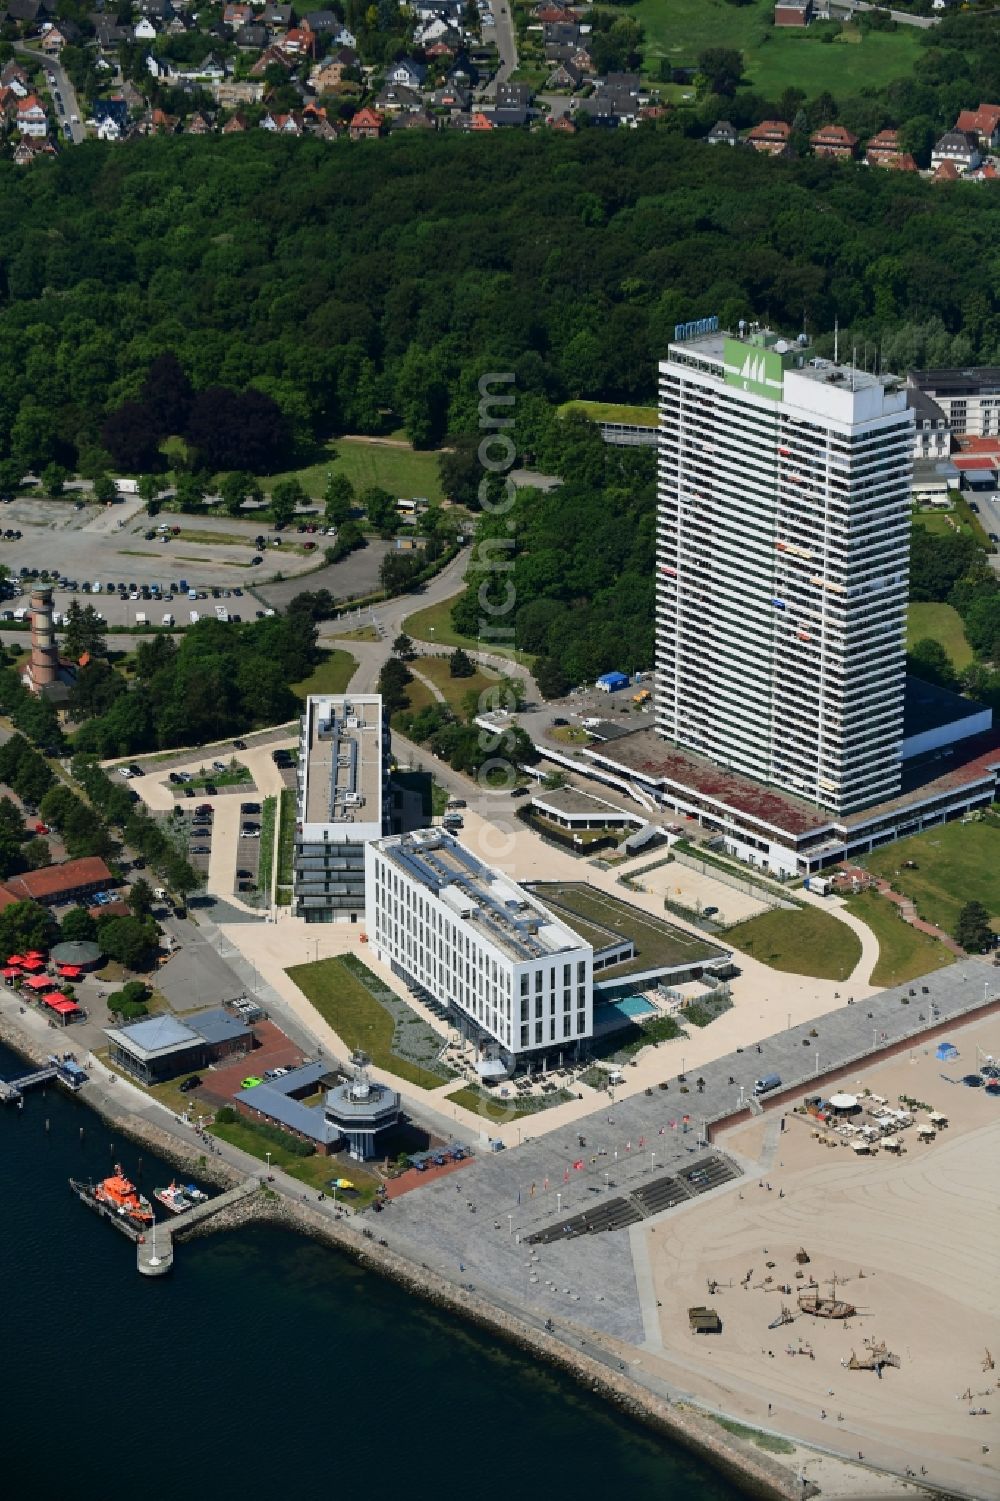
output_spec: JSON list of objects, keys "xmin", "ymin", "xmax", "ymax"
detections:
[
  {"xmin": 179, "ymin": 1076, "xmax": 201, "ymax": 1093},
  {"xmin": 241, "ymin": 802, "xmax": 261, "ymax": 814},
  {"xmin": 233, "ymin": 739, "xmax": 247, "ymax": 749}
]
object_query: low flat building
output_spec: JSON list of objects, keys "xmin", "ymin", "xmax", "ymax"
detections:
[
  {"xmin": 235, "ymin": 1060, "xmax": 343, "ymax": 1153},
  {"xmin": 528, "ymin": 785, "xmax": 644, "ymax": 840},
  {"xmin": 366, "ymin": 829, "xmax": 594, "ymax": 1074},
  {"xmin": 774, "ymin": 0, "xmax": 812, "ymax": 23},
  {"xmin": 293, "ymin": 693, "xmax": 390, "ymax": 923},
  {"xmin": 106, "ymin": 1007, "xmax": 254, "ymax": 1083}
]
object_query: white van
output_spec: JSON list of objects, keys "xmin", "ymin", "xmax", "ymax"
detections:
[
  {"xmin": 189, "ymin": 610, "xmax": 200, "ymax": 624},
  {"xmin": 161, "ymin": 613, "xmax": 174, "ymax": 627}
]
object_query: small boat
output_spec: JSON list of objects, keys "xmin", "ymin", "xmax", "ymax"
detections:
[
  {"xmin": 154, "ymin": 1183, "xmax": 194, "ymax": 1215},
  {"xmin": 183, "ymin": 1185, "xmax": 208, "ymax": 1203}
]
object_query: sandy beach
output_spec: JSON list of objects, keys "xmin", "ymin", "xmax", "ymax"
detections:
[{"xmin": 623, "ymin": 1014, "xmax": 1000, "ymax": 1499}]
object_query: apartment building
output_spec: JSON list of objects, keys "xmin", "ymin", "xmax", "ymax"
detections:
[
  {"xmin": 908, "ymin": 367, "xmax": 1000, "ymax": 439},
  {"xmin": 293, "ymin": 694, "xmax": 390, "ymax": 923},
  {"xmin": 365, "ymin": 830, "xmax": 593, "ymax": 1074}
]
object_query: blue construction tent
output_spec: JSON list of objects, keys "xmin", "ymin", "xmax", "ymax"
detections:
[
  {"xmin": 935, "ymin": 1042, "xmax": 958, "ymax": 1061},
  {"xmin": 596, "ymin": 671, "xmax": 629, "ymax": 693}
]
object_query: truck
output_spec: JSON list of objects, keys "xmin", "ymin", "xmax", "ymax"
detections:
[
  {"xmin": 189, "ymin": 610, "xmax": 200, "ymax": 624},
  {"xmin": 154, "ymin": 887, "xmax": 168, "ymax": 901},
  {"xmin": 804, "ymin": 875, "xmax": 832, "ymax": 896},
  {"xmin": 161, "ymin": 613, "xmax": 174, "ymax": 627},
  {"xmin": 135, "ymin": 612, "xmax": 147, "ymax": 626},
  {"xmin": 753, "ymin": 1073, "xmax": 782, "ymax": 1097},
  {"xmin": 114, "ymin": 478, "xmax": 139, "ymax": 495}
]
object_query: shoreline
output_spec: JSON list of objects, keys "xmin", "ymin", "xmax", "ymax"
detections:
[{"xmin": 0, "ymin": 1013, "xmax": 937, "ymax": 1501}]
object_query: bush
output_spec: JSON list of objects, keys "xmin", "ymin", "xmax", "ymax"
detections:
[
  {"xmin": 215, "ymin": 1105, "xmax": 237, "ymax": 1125},
  {"xmin": 107, "ymin": 989, "xmax": 148, "ymax": 1020},
  {"xmin": 239, "ymin": 1116, "xmax": 315, "ymax": 1157}
]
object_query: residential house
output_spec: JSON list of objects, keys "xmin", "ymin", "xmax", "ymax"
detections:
[
  {"xmin": 5, "ymin": 0, "xmax": 50, "ymax": 23},
  {"xmin": 746, "ymin": 118, "xmax": 792, "ymax": 156},
  {"xmin": 40, "ymin": 20, "xmax": 80, "ymax": 52},
  {"xmin": 425, "ymin": 39, "xmax": 456, "ymax": 61},
  {"xmin": 261, "ymin": 109, "xmax": 305, "ymax": 132},
  {"xmin": 955, "ymin": 103, "xmax": 1000, "ymax": 151},
  {"xmin": 13, "ymin": 135, "xmax": 56, "ymax": 163},
  {"xmin": 865, "ymin": 127, "xmax": 904, "ymax": 168},
  {"xmin": 16, "ymin": 93, "xmax": 48, "ymax": 138},
  {"xmin": 469, "ymin": 110, "xmax": 494, "ymax": 130},
  {"xmin": 95, "ymin": 21, "xmax": 128, "ymax": 46},
  {"xmin": 496, "ymin": 80, "xmax": 533, "ymax": 110},
  {"xmin": 390, "ymin": 108, "xmax": 435, "ymax": 130},
  {"xmin": 545, "ymin": 60, "xmax": 581, "ymax": 91},
  {"xmin": 235, "ymin": 22, "xmax": 268, "ymax": 47},
  {"xmin": 332, "ymin": 25, "xmax": 356, "ymax": 47},
  {"xmin": 216, "ymin": 79, "xmax": 264, "ymax": 105},
  {"xmin": 570, "ymin": 47, "xmax": 594, "ymax": 74},
  {"xmin": 165, "ymin": 15, "xmax": 188, "ymax": 34},
  {"xmin": 283, "ymin": 23, "xmax": 317, "ymax": 54},
  {"xmin": 810, "ymin": 122, "xmax": 857, "ymax": 159},
  {"xmin": 416, "ymin": 18, "xmax": 456, "ymax": 46},
  {"xmin": 349, "ymin": 105, "xmax": 383, "ymax": 139},
  {"xmin": 543, "ymin": 21, "xmax": 582, "ymax": 51},
  {"xmin": 427, "ymin": 83, "xmax": 469, "ymax": 112},
  {"xmin": 250, "ymin": 44, "xmax": 295, "ymax": 74},
  {"xmin": 489, "ymin": 105, "xmax": 531, "ymax": 127},
  {"xmin": 596, "ymin": 72, "xmax": 640, "ymax": 96},
  {"xmin": 374, "ymin": 82, "xmax": 423, "ymax": 113},
  {"xmin": 310, "ymin": 57, "xmax": 350, "ymax": 90},
  {"xmin": 706, "ymin": 119, "xmax": 738, "ymax": 146},
  {"xmin": 193, "ymin": 53, "xmax": 227, "ymax": 82},
  {"xmin": 222, "ymin": 111, "xmax": 249, "ymax": 131},
  {"xmin": 387, "ymin": 57, "xmax": 428, "ymax": 88},
  {"xmin": 967, "ymin": 161, "xmax": 1000, "ymax": 183},
  {"xmin": 547, "ymin": 112, "xmax": 575, "ymax": 134},
  {"xmin": 304, "ymin": 9, "xmax": 340, "ymax": 32},
  {"xmin": 133, "ymin": 17, "xmax": 158, "ymax": 40},
  {"xmin": 149, "ymin": 106, "xmax": 179, "ymax": 132},
  {"xmin": 310, "ymin": 114, "xmax": 339, "ymax": 140},
  {"xmin": 535, "ymin": 2, "xmax": 579, "ymax": 19},
  {"xmin": 930, "ymin": 128, "xmax": 980, "ymax": 173},
  {"xmin": 186, "ymin": 109, "xmax": 212, "ymax": 133},
  {"xmin": 1, "ymin": 61, "xmax": 31, "ymax": 96},
  {"xmin": 222, "ymin": 1, "xmax": 253, "ymax": 25},
  {"xmin": 261, "ymin": 3, "xmax": 293, "ymax": 27},
  {"xmin": 92, "ymin": 96, "xmax": 129, "ymax": 133},
  {"xmin": 932, "ymin": 159, "xmax": 962, "ymax": 182},
  {"xmin": 146, "ymin": 54, "xmax": 170, "ymax": 81},
  {"xmin": 774, "ymin": 0, "xmax": 812, "ymax": 23}
]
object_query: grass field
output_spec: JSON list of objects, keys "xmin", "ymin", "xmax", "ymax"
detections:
[
  {"xmin": 257, "ymin": 795, "xmax": 277, "ymax": 904},
  {"xmin": 725, "ymin": 904, "xmax": 862, "ymax": 981},
  {"xmin": 860, "ymin": 819, "xmax": 1000, "ymax": 936},
  {"xmin": 209, "ymin": 1118, "xmax": 378, "ymax": 1202},
  {"xmin": 262, "ymin": 437, "xmax": 445, "ymax": 503},
  {"xmin": 529, "ymin": 881, "xmax": 724, "ymax": 976},
  {"xmin": 415, "ymin": 654, "xmax": 500, "ymax": 716},
  {"xmin": 632, "ymin": 0, "xmax": 923, "ymax": 97},
  {"xmin": 558, "ymin": 399, "xmax": 658, "ymax": 427},
  {"xmin": 290, "ymin": 648, "xmax": 356, "ymax": 700},
  {"xmin": 402, "ymin": 591, "xmax": 535, "ymax": 667},
  {"xmin": 907, "ymin": 601, "xmax": 974, "ymax": 670},
  {"xmin": 843, "ymin": 890, "xmax": 954, "ymax": 987},
  {"xmin": 276, "ymin": 786, "xmax": 296, "ymax": 893},
  {"xmin": 286, "ymin": 956, "xmax": 447, "ymax": 1090}
]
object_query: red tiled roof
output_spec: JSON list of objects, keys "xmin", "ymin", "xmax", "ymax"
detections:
[
  {"xmin": 956, "ymin": 435, "xmax": 1000, "ymax": 455},
  {"xmin": 952, "ymin": 454, "xmax": 997, "ymax": 471},
  {"xmin": 933, "ymin": 160, "xmax": 961, "ymax": 180},
  {"xmin": 956, "ymin": 103, "xmax": 1000, "ymax": 136},
  {"xmin": 747, "ymin": 119, "xmax": 791, "ymax": 140},
  {"xmin": 810, "ymin": 124, "xmax": 857, "ymax": 146},
  {"xmin": 3, "ymin": 856, "xmax": 114, "ymax": 903},
  {"xmin": 891, "ymin": 153, "xmax": 918, "ymax": 173}
]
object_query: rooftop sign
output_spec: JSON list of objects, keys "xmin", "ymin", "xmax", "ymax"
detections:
[
  {"xmin": 674, "ymin": 315, "xmax": 719, "ymax": 342},
  {"xmin": 723, "ymin": 337, "xmax": 785, "ymax": 402}
]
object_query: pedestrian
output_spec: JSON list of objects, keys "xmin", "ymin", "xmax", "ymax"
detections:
[
  {"xmin": 858, "ymin": 1452, "xmax": 863, "ymax": 1462},
  {"xmin": 779, "ymin": 1189, "xmax": 785, "ymax": 1199},
  {"xmin": 821, "ymin": 1410, "xmax": 826, "ymax": 1420},
  {"xmin": 768, "ymin": 1402, "xmax": 772, "ymax": 1415}
]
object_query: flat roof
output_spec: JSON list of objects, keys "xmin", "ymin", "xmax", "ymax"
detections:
[
  {"xmin": 910, "ymin": 367, "xmax": 1000, "ymax": 396},
  {"xmin": 666, "ymin": 327, "xmax": 900, "ymax": 399},
  {"xmin": 300, "ymin": 693, "xmax": 383, "ymax": 833},
  {"xmin": 525, "ymin": 882, "xmax": 727, "ymax": 978},
  {"xmin": 530, "ymin": 786, "xmax": 640, "ymax": 821},
  {"xmin": 375, "ymin": 830, "xmax": 588, "ymax": 963},
  {"xmin": 903, "ymin": 676, "xmax": 988, "ymax": 739}
]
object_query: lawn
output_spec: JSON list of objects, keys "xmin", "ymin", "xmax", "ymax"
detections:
[
  {"xmin": 906, "ymin": 602, "xmax": 974, "ymax": 671},
  {"xmin": 528, "ymin": 881, "xmax": 725, "ymax": 976},
  {"xmin": 558, "ymin": 399, "xmax": 658, "ymax": 427},
  {"xmin": 175, "ymin": 529, "xmax": 255, "ymax": 548},
  {"xmin": 415, "ymin": 654, "xmax": 502, "ymax": 716},
  {"xmin": 860, "ymin": 818, "xmax": 1000, "ymax": 937},
  {"xmin": 257, "ymin": 794, "xmax": 277, "ymax": 904},
  {"xmin": 843, "ymin": 890, "xmax": 954, "ymax": 988},
  {"xmin": 402, "ymin": 591, "xmax": 535, "ymax": 667},
  {"xmin": 446, "ymin": 1084, "xmax": 575, "ymax": 1121},
  {"xmin": 261, "ymin": 437, "xmax": 445, "ymax": 503},
  {"xmin": 276, "ymin": 786, "xmax": 296, "ymax": 894},
  {"xmin": 725, "ymin": 904, "xmax": 862, "ymax": 981},
  {"xmin": 290, "ymin": 648, "xmax": 356, "ymax": 700},
  {"xmin": 181, "ymin": 761, "xmax": 252, "ymax": 792},
  {"xmin": 393, "ymin": 672, "xmax": 438, "ymax": 728},
  {"xmin": 286, "ymin": 956, "xmax": 448, "ymax": 1090},
  {"xmin": 631, "ymin": 0, "xmax": 923, "ymax": 97},
  {"xmin": 209, "ymin": 1118, "xmax": 379, "ymax": 1203}
]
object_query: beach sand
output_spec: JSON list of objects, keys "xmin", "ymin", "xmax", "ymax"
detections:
[{"xmin": 629, "ymin": 1015, "xmax": 1000, "ymax": 1499}]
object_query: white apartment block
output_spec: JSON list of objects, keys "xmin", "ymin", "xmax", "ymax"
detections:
[
  {"xmin": 908, "ymin": 367, "xmax": 1000, "ymax": 438},
  {"xmin": 294, "ymin": 694, "xmax": 390, "ymax": 923},
  {"xmin": 657, "ymin": 322, "xmax": 913, "ymax": 817},
  {"xmin": 366, "ymin": 830, "xmax": 593, "ymax": 1073}
]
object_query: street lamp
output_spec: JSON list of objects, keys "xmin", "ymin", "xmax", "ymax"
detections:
[{"xmin": 265, "ymin": 1150, "xmax": 271, "ymax": 1179}]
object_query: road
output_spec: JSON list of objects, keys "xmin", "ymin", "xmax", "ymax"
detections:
[
  {"xmin": 482, "ymin": 0, "xmax": 518, "ymax": 97},
  {"xmin": 15, "ymin": 42, "xmax": 84, "ymax": 143}
]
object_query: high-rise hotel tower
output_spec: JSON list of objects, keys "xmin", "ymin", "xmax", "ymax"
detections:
[{"xmin": 656, "ymin": 322, "xmax": 914, "ymax": 817}]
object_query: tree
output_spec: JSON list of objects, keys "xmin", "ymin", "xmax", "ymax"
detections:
[
  {"xmin": 140, "ymin": 351, "xmax": 193, "ymax": 438},
  {"xmin": 138, "ymin": 473, "xmax": 160, "ymax": 506},
  {"xmin": 323, "ymin": 471, "xmax": 354, "ymax": 528},
  {"xmin": 535, "ymin": 656, "xmax": 570, "ymax": 699},
  {"xmin": 96, "ymin": 913, "xmax": 158, "ymax": 969},
  {"xmin": 269, "ymin": 477, "xmax": 305, "ymax": 529},
  {"xmin": 393, "ymin": 632, "xmax": 415, "ymax": 661},
  {"xmin": 100, "ymin": 401, "xmax": 163, "ymax": 472},
  {"xmin": 220, "ymin": 470, "xmax": 261, "ymax": 516},
  {"xmin": 174, "ymin": 472, "xmax": 206, "ymax": 511},
  {"xmin": 42, "ymin": 462, "xmax": 67, "ymax": 497},
  {"xmin": 906, "ymin": 638, "xmax": 956, "ymax": 690},
  {"xmin": 185, "ymin": 386, "xmax": 288, "ymax": 472},
  {"xmin": 63, "ymin": 600, "xmax": 108, "ymax": 661},
  {"xmin": 697, "ymin": 47, "xmax": 743, "ymax": 97},
  {"xmin": 377, "ymin": 656, "xmax": 412, "ymax": 715},
  {"xmin": 955, "ymin": 900, "xmax": 992, "ymax": 954},
  {"xmin": 438, "ymin": 434, "xmax": 482, "ymax": 509},
  {"xmin": 61, "ymin": 906, "xmax": 97, "ymax": 943},
  {"xmin": 92, "ymin": 473, "xmax": 117, "ymax": 505},
  {"xmin": 0, "ymin": 899, "xmax": 58, "ymax": 957},
  {"xmin": 22, "ymin": 838, "xmax": 51, "ymax": 869},
  {"xmin": 360, "ymin": 486, "xmax": 396, "ymax": 534},
  {"xmin": 127, "ymin": 877, "xmax": 155, "ymax": 918},
  {"xmin": 449, "ymin": 647, "xmax": 475, "ymax": 678}
]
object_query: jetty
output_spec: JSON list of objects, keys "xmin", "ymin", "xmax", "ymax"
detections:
[
  {"xmin": 137, "ymin": 1180, "xmax": 259, "ymax": 1278},
  {"xmin": 0, "ymin": 1058, "xmax": 87, "ymax": 1103}
]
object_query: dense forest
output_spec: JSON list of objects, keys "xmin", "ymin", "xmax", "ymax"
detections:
[{"xmin": 2, "ymin": 123, "xmax": 1000, "ymax": 473}]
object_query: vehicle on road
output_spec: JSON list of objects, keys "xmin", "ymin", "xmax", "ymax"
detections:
[{"xmin": 233, "ymin": 739, "xmax": 247, "ymax": 749}]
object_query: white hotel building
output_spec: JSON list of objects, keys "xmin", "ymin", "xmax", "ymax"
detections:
[
  {"xmin": 365, "ymin": 831, "xmax": 593, "ymax": 1074},
  {"xmin": 657, "ymin": 323, "xmax": 914, "ymax": 818}
]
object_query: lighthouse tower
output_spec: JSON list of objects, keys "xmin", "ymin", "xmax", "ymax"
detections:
[{"xmin": 28, "ymin": 585, "xmax": 59, "ymax": 690}]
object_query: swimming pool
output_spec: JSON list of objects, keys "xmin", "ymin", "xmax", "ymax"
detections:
[{"xmin": 598, "ymin": 994, "xmax": 657, "ymax": 1022}]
